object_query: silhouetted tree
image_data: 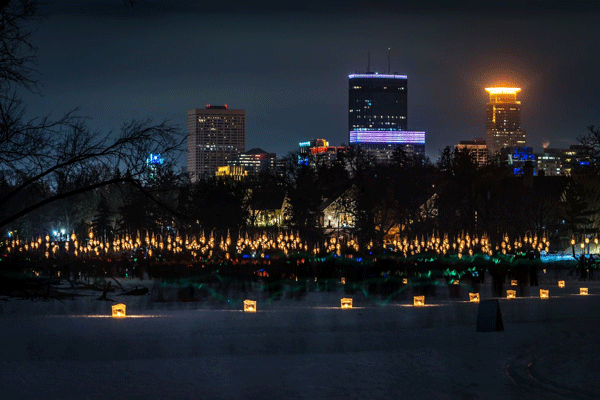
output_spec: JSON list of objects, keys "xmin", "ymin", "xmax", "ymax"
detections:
[
  {"xmin": 562, "ymin": 179, "xmax": 595, "ymax": 236},
  {"xmin": 280, "ymin": 151, "xmax": 323, "ymax": 232},
  {"xmin": 578, "ymin": 125, "xmax": 600, "ymax": 163},
  {"xmin": 435, "ymin": 146, "xmax": 481, "ymax": 235},
  {"xmin": 0, "ymin": 1, "xmax": 184, "ymax": 233},
  {"xmin": 91, "ymin": 194, "xmax": 114, "ymax": 242},
  {"xmin": 183, "ymin": 178, "xmax": 247, "ymax": 234}
]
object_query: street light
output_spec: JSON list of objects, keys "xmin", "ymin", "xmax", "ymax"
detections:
[{"xmin": 585, "ymin": 237, "xmax": 590, "ymax": 255}]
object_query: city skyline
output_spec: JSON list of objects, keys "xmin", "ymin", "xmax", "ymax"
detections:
[{"xmin": 20, "ymin": 0, "xmax": 600, "ymax": 162}]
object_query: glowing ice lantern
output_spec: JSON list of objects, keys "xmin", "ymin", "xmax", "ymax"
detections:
[
  {"xmin": 469, "ymin": 293, "xmax": 480, "ymax": 303},
  {"xmin": 580, "ymin": 288, "xmax": 588, "ymax": 296},
  {"xmin": 341, "ymin": 277, "xmax": 346, "ymax": 285},
  {"xmin": 507, "ymin": 290, "xmax": 516, "ymax": 299},
  {"xmin": 244, "ymin": 299, "xmax": 257, "ymax": 313},
  {"xmin": 510, "ymin": 280, "xmax": 518, "ymax": 286},
  {"xmin": 340, "ymin": 298, "xmax": 352, "ymax": 309},
  {"xmin": 540, "ymin": 289, "xmax": 549, "ymax": 299},
  {"xmin": 414, "ymin": 296, "xmax": 425, "ymax": 306},
  {"xmin": 112, "ymin": 303, "xmax": 126, "ymax": 318},
  {"xmin": 403, "ymin": 278, "xmax": 408, "ymax": 284},
  {"xmin": 558, "ymin": 280, "xmax": 565, "ymax": 288}
]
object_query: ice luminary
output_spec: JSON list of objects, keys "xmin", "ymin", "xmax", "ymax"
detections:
[
  {"xmin": 580, "ymin": 288, "xmax": 588, "ymax": 295},
  {"xmin": 540, "ymin": 289, "xmax": 549, "ymax": 299},
  {"xmin": 511, "ymin": 280, "xmax": 518, "ymax": 286},
  {"xmin": 414, "ymin": 296, "xmax": 425, "ymax": 306},
  {"xmin": 403, "ymin": 278, "xmax": 408, "ymax": 285},
  {"xmin": 244, "ymin": 299, "xmax": 257, "ymax": 313},
  {"xmin": 341, "ymin": 277, "xmax": 346, "ymax": 285},
  {"xmin": 558, "ymin": 280, "xmax": 565, "ymax": 288},
  {"xmin": 507, "ymin": 290, "xmax": 516, "ymax": 299},
  {"xmin": 469, "ymin": 293, "xmax": 480, "ymax": 303},
  {"xmin": 112, "ymin": 303, "xmax": 126, "ymax": 318},
  {"xmin": 452, "ymin": 280, "xmax": 460, "ymax": 285},
  {"xmin": 340, "ymin": 298, "xmax": 352, "ymax": 309}
]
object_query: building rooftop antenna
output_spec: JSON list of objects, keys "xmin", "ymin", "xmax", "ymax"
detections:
[{"xmin": 387, "ymin": 47, "xmax": 391, "ymax": 74}]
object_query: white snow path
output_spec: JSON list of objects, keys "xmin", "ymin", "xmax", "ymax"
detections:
[{"xmin": 1, "ymin": 288, "xmax": 600, "ymax": 399}]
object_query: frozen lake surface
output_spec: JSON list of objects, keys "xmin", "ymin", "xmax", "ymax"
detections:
[{"xmin": 1, "ymin": 280, "xmax": 599, "ymax": 399}]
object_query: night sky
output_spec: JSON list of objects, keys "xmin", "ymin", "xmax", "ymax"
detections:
[{"xmin": 21, "ymin": 0, "xmax": 600, "ymax": 164}]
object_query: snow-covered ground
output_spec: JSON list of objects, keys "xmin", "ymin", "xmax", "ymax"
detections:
[{"xmin": 1, "ymin": 276, "xmax": 599, "ymax": 399}]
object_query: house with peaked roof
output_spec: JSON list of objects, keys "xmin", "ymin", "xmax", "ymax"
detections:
[
  {"xmin": 319, "ymin": 185, "xmax": 358, "ymax": 230},
  {"xmin": 246, "ymin": 188, "xmax": 286, "ymax": 227}
]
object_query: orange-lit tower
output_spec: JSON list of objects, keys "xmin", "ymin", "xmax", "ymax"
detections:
[{"xmin": 485, "ymin": 87, "xmax": 525, "ymax": 155}]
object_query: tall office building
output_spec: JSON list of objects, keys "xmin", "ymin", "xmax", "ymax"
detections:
[
  {"xmin": 348, "ymin": 73, "xmax": 425, "ymax": 160},
  {"xmin": 485, "ymin": 87, "xmax": 525, "ymax": 155},
  {"xmin": 187, "ymin": 105, "xmax": 245, "ymax": 182}
]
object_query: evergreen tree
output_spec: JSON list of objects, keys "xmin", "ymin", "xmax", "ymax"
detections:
[
  {"xmin": 562, "ymin": 179, "xmax": 595, "ymax": 235},
  {"xmin": 91, "ymin": 194, "xmax": 114, "ymax": 242}
]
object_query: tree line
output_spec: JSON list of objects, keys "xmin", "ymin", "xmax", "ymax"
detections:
[{"xmin": 3, "ymin": 139, "xmax": 599, "ymax": 252}]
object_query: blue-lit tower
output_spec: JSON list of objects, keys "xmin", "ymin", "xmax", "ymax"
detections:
[{"xmin": 146, "ymin": 153, "xmax": 164, "ymax": 181}]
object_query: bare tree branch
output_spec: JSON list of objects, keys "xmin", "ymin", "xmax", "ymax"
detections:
[{"xmin": 0, "ymin": 0, "xmax": 39, "ymax": 92}]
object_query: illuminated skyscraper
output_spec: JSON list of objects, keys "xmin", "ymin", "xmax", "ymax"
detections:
[
  {"xmin": 349, "ymin": 73, "xmax": 408, "ymax": 132},
  {"xmin": 348, "ymin": 73, "xmax": 425, "ymax": 161},
  {"xmin": 187, "ymin": 105, "xmax": 245, "ymax": 182},
  {"xmin": 485, "ymin": 87, "xmax": 525, "ymax": 155}
]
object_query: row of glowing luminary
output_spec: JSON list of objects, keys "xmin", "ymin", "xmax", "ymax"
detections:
[
  {"xmin": 223, "ymin": 283, "xmax": 593, "ymax": 313},
  {"xmin": 2, "ymin": 231, "xmax": 357, "ymax": 259},
  {"xmin": 384, "ymin": 233, "xmax": 551, "ymax": 257},
  {"xmin": 112, "ymin": 284, "xmax": 591, "ymax": 317},
  {"xmin": 1, "ymin": 231, "xmax": 594, "ymax": 260}
]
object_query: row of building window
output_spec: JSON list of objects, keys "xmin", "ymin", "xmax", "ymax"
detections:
[{"xmin": 353, "ymin": 115, "xmax": 405, "ymax": 119}]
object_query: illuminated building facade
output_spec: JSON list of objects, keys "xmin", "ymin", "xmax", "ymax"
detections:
[
  {"xmin": 558, "ymin": 145, "xmax": 596, "ymax": 175},
  {"xmin": 348, "ymin": 73, "xmax": 425, "ymax": 161},
  {"xmin": 457, "ymin": 140, "xmax": 488, "ymax": 167},
  {"xmin": 215, "ymin": 165, "xmax": 248, "ymax": 181},
  {"xmin": 299, "ymin": 139, "xmax": 330, "ymax": 153},
  {"xmin": 229, "ymin": 148, "xmax": 277, "ymax": 176},
  {"xmin": 537, "ymin": 148, "xmax": 563, "ymax": 176},
  {"xmin": 146, "ymin": 153, "xmax": 164, "ymax": 181},
  {"xmin": 187, "ymin": 105, "xmax": 245, "ymax": 182},
  {"xmin": 500, "ymin": 147, "xmax": 536, "ymax": 175},
  {"xmin": 298, "ymin": 139, "xmax": 347, "ymax": 165},
  {"xmin": 535, "ymin": 145, "xmax": 597, "ymax": 176},
  {"xmin": 485, "ymin": 87, "xmax": 525, "ymax": 154}
]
